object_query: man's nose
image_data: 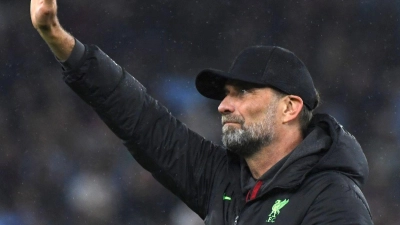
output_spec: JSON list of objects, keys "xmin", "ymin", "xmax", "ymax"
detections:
[{"xmin": 218, "ymin": 97, "xmax": 235, "ymax": 115}]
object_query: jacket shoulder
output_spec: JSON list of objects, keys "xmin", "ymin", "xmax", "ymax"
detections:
[{"xmin": 300, "ymin": 171, "xmax": 373, "ymax": 224}]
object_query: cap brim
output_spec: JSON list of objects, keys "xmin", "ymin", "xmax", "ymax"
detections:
[
  {"xmin": 196, "ymin": 69, "xmax": 266, "ymax": 100},
  {"xmin": 195, "ymin": 69, "xmax": 231, "ymax": 100}
]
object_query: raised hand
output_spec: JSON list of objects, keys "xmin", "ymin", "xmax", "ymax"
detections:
[
  {"xmin": 30, "ymin": 0, "xmax": 74, "ymax": 61},
  {"xmin": 31, "ymin": 0, "xmax": 58, "ymax": 31}
]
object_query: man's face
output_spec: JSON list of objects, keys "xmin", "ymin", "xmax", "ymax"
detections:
[{"xmin": 218, "ymin": 82, "xmax": 282, "ymax": 158}]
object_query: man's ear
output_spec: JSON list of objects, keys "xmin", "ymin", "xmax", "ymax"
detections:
[{"xmin": 281, "ymin": 95, "xmax": 303, "ymax": 124}]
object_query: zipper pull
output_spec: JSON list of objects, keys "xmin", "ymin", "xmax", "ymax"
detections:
[{"xmin": 233, "ymin": 215, "xmax": 239, "ymax": 225}]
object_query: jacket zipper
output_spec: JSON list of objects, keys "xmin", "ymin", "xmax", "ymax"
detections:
[
  {"xmin": 232, "ymin": 180, "xmax": 265, "ymax": 225},
  {"xmin": 233, "ymin": 180, "xmax": 263, "ymax": 224},
  {"xmin": 233, "ymin": 215, "xmax": 239, "ymax": 225}
]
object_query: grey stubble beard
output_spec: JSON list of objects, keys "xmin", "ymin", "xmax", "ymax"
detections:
[{"xmin": 221, "ymin": 103, "xmax": 277, "ymax": 158}]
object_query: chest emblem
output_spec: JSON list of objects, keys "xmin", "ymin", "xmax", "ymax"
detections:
[{"xmin": 266, "ymin": 199, "xmax": 289, "ymax": 223}]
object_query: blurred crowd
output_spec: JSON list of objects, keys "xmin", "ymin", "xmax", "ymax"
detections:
[{"xmin": 1, "ymin": 0, "xmax": 400, "ymax": 224}]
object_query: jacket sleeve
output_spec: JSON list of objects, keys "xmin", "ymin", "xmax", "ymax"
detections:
[
  {"xmin": 301, "ymin": 175, "xmax": 373, "ymax": 225},
  {"xmin": 61, "ymin": 41, "xmax": 227, "ymax": 219}
]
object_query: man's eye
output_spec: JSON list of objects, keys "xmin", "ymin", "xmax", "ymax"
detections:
[
  {"xmin": 236, "ymin": 89, "xmax": 250, "ymax": 97},
  {"xmin": 240, "ymin": 89, "xmax": 248, "ymax": 94}
]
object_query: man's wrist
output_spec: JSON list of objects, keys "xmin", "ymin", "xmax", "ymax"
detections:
[
  {"xmin": 60, "ymin": 39, "xmax": 85, "ymax": 70},
  {"xmin": 38, "ymin": 25, "xmax": 75, "ymax": 61}
]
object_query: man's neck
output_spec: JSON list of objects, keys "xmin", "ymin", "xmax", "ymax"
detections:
[{"xmin": 245, "ymin": 130, "xmax": 303, "ymax": 179}]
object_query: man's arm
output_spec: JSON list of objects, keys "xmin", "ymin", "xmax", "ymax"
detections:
[
  {"xmin": 31, "ymin": 0, "xmax": 228, "ymax": 218},
  {"xmin": 31, "ymin": 0, "xmax": 74, "ymax": 61}
]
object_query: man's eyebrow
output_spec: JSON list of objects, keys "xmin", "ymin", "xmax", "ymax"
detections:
[{"xmin": 223, "ymin": 86, "xmax": 232, "ymax": 94}]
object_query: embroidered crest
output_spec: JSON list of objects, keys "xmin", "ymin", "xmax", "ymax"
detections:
[{"xmin": 266, "ymin": 199, "xmax": 289, "ymax": 223}]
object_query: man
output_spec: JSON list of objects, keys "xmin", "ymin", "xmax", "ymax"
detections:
[{"xmin": 31, "ymin": 0, "xmax": 373, "ymax": 224}]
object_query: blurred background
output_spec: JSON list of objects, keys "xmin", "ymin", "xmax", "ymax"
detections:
[{"xmin": 0, "ymin": 0, "xmax": 399, "ymax": 224}]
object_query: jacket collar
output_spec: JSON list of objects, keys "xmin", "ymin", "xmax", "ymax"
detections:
[{"xmin": 226, "ymin": 113, "xmax": 368, "ymax": 197}]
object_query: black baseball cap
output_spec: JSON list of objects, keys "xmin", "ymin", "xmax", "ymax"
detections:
[{"xmin": 195, "ymin": 46, "xmax": 319, "ymax": 110}]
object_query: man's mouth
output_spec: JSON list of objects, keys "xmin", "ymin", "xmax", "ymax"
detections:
[
  {"xmin": 223, "ymin": 121, "xmax": 240, "ymax": 125},
  {"xmin": 221, "ymin": 115, "xmax": 244, "ymax": 127}
]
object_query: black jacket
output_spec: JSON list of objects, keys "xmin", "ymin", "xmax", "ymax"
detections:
[{"xmin": 62, "ymin": 41, "xmax": 373, "ymax": 225}]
